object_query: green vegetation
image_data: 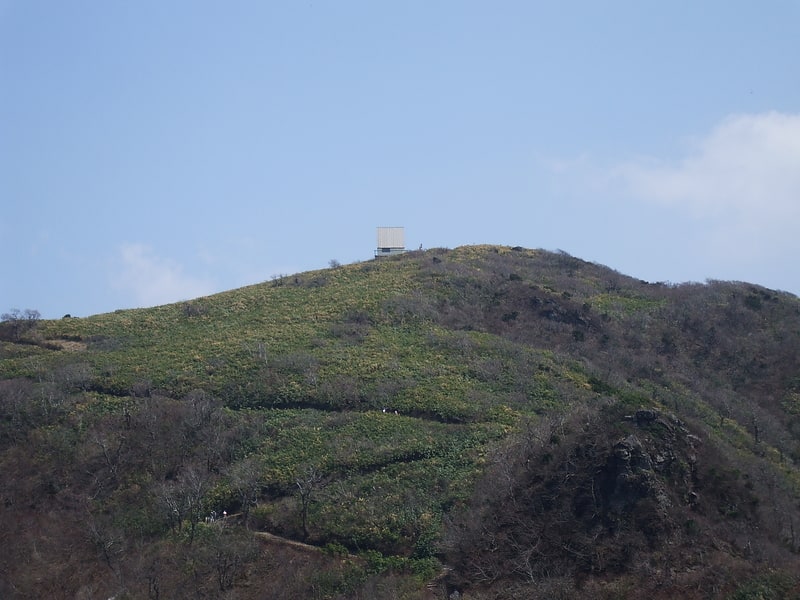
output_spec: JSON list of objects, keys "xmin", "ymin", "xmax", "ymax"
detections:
[{"xmin": 2, "ymin": 245, "xmax": 800, "ymax": 599}]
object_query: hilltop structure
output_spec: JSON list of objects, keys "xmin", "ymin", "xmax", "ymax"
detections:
[{"xmin": 374, "ymin": 226, "xmax": 406, "ymax": 257}]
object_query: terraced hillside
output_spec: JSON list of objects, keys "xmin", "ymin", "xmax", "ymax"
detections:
[{"xmin": 2, "ymin": 246, "xmax": 800, "ymax": 599}]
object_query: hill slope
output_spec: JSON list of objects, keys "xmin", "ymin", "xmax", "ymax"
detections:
[{"xmin": 2, "ymin": 245, "xmax": 800, "ymax": 599}]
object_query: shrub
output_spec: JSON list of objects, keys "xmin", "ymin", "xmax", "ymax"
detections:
[{"xmin": 0, "ymin": 308, "xmax": 40, "ymax": 341}]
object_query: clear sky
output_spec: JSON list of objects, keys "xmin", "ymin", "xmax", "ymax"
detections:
[{"xmin": 2, "ymin": 1, "xmax": 799, "ymax": 318}]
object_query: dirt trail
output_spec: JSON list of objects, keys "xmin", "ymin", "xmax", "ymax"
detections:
[
  {"xmin": 252, "ymin": 530, "xmax": 329, "ymax": 554},
  {"xmin": 243, "ymin": 521, "xmax": 452, "ymax": 596}
]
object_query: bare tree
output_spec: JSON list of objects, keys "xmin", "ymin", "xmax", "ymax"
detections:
[
  {"xmin": 295, "ymin": 466, "xmax": 325, "ymax": 540},
  {"xmin": 230, "ymin": 456, "xmax": 263, "ymax": 529},
  {"xmin": 88, "ymin": 431, "xmax": 127, "ymax": 498},
  {"xmin": 0, "ymin": 308, "xmax": 41, "ymax": 341},
  {"xmin": 87, "ymin": 516, "xmax": 124, "ymax": 572},
  {"xmin": 158, "ymin": 465, "xmax": 210, "ymax": 542},
  {"xmin": 209, "ymin": 528, "xmax": 258, "ymax": 592}
]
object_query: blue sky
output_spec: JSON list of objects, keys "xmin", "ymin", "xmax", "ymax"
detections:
[{"xmin": 2, "ymin": 1, "xmax": 799, "ymax": 318}]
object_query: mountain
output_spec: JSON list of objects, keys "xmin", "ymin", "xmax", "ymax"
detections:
[{"xmin": 2, "ymin": 245, "xmax": 800, "ymax": 599}]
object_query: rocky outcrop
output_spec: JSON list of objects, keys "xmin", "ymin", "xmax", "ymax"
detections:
[{"xmin": 594, "ymin": 410, "xmax": 701, "ymax": 540}]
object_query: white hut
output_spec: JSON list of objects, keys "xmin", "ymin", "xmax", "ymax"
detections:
[{"xmin": 374, "ymin": 227, "xmax": 406, "ymax": 257}]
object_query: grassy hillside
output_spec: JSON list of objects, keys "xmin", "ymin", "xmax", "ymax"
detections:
[{"xmin": 2, "ymin": 245, "xmax": 800, "ymax": 599}]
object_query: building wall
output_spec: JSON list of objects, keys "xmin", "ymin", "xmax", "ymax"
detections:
[{"xmin": 377, "ymin": 227, "xmax": 404, "ymax": 249}]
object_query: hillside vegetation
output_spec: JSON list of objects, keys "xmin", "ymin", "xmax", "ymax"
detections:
[{"xmin": 2, "ymin": 245, "xmax": 800, "ymax": 599}]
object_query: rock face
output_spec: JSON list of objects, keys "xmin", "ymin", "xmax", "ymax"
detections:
[
  {"xmin": 593, "ymin": 410, "xmax": 701, "ymax": 541},
  {"xmin": 446, "ymin": 406, "xmax": 712, "ymax": 586},
  {"xmin": 604, "ymin": 435, "xmax": 657, "ymax": 513}
]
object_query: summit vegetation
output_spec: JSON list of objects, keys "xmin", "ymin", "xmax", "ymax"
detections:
[{"xmin": 2, "ymin": 245, "xmax": 800, "ymax": 599}]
